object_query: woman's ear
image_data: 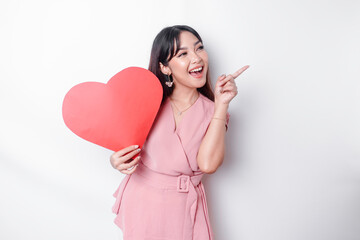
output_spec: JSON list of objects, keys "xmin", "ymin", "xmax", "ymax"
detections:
[{"xmin": 159, "ymin": 62, "xmax": 171, "ymax": 75}]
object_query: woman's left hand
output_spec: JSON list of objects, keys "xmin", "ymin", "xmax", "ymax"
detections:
[{"xmin": 214, "ymin": 65, "xmax": 250, "ymax": 105}]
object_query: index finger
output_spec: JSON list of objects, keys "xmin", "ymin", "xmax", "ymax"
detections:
[
  {"xmin": 114, "ymin": 145, "xmax": 140, "ymax": 157},
  {"xmin": 231, "ymin": 65, "xmax": 250, "ymax": 79}
]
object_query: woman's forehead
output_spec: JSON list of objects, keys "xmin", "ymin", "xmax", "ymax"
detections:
[{"xmin": 173, "ymin": 32, "xmax": 200, "ymax": 52}]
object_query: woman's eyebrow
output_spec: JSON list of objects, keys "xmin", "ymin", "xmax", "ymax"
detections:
[{"xmin": 178, "ymin": 40, "xmax": 201, "ymax": 50}]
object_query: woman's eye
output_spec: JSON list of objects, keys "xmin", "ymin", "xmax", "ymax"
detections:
[{"xmin": 178, "ymin": 46, "xmax": 203, "ymax": 57}]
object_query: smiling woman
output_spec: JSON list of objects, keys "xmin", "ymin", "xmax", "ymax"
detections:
[
  {"xmin": 109, "ymin": 25, "xmax": 249, "ymax": 240},
  {"xmin": 159, "ymin": 31, "xmax": 208, "ymax": 97},
  {"xmin": 148, "ymin": 25, "xmax": 215, "ymax": 103}
]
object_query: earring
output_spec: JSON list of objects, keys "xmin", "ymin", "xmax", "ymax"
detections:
[{"xmin": 165, "ymin": 74, "xmax": 173, "ymax": 87}]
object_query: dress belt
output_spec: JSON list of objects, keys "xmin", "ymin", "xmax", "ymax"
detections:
[
  {"xmin": 135, "ymin": 162, "xmax": 202, "ymax": 191},
  {"xmin": 131, "ymin": 162, "xmax": 213, "ymax": 240}
]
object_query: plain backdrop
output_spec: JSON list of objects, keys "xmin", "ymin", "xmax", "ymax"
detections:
[{"xmin": 1, "ymin": 0, "xmax": 359, "ymax": 239}]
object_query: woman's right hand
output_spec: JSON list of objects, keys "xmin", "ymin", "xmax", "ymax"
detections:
[{"xmin": 110, "ymin": 145, "xmax": 141, "ymax": 175}]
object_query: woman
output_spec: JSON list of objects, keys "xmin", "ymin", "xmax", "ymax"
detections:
[{"xmin": 110, "ymin": 25, "xmax": 249, "ymax": 239}]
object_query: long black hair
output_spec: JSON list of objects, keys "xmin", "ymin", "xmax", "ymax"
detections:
[{"xmin": 148, "ymin": 25, "xmax": 214, "ymax": 103}]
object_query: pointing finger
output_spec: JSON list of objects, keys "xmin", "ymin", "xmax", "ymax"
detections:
[
  {"xmin": 231, "ymin": 65, "xmax": 250, "ymax": 79},
  {"xmin": 218, "ymin": 65, "xmax": 250, "ymax": 86}
]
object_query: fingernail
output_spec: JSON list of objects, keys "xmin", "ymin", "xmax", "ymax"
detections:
[
  {"xmin": 221, "ymin": 74, "xmax": 226, "ymax": 77},
  {"xmin": 137, "ymin": 148, "xmax": 141, "ymax": 152},
  {"xmin": 134, "ymin": 145, "xmax": 139, "ymax": 149}
]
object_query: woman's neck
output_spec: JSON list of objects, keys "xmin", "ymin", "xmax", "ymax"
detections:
[{"xmin": 170, "ymin": 87, "xmax": 199, "ymax": 106}]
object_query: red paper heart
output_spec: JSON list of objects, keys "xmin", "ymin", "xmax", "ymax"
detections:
[{"xmin": 62, "ymin": 67, "xmax": 163, "ymax": 151}]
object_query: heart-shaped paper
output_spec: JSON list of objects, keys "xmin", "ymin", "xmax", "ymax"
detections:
[{"xmin": 62, "ymin": 66, "xmax": 163, "ymax": 151}]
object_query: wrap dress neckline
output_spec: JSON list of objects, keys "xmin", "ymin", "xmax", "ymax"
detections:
[{"xmin": 168, "ymin": 93, "xmax": 201, "ymax": 133}]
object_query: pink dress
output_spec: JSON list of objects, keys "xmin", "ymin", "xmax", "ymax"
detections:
[{"xmin": 112, "ymin": 93, "xmax": 229, "ymax": 240}]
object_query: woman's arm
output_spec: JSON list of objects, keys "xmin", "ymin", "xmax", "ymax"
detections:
[
  {"xmin": 197, "ymin": 102, "xmax": 228, "ymax": 173},
  {"xmin": 197, "ymin": 65, "xmax": 249, "ymax": 174}
]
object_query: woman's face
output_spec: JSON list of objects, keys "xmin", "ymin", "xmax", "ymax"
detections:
[{"xmin": 161, "ymin": 31, "xmax": 208, "ymax": 91}]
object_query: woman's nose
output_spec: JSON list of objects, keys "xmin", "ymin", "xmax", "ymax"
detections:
[{"xmin": 191, "ymin": 52, "xmax": 201, "ymax": 63}]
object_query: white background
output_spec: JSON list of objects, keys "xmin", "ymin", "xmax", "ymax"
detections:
[{"xmin": 1, "ymin": 0, "xmax": 359, "ymax": 239}]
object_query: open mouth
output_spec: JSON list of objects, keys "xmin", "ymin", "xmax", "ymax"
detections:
[{"xmin": 189, "ymin": 66, "xmax": 204, "ymax": 77}]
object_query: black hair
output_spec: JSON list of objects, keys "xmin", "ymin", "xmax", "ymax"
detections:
[{"xmin": 148, "ymin": 25, "xmax": 214, "ymax": 103}]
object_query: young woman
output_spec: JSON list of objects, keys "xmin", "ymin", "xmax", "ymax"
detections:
[{"xmin": 110, "ymin": 25, "xmax": 249, "ymax": 239}]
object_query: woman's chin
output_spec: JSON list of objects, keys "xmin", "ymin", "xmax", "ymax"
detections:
[{"xmin": 195, "ymin": 78, "xmax": 207, "ymax": 89}]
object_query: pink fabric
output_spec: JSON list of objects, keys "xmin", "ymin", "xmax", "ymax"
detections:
[{"xmin": 112, "ymin": 93, "xmax": 230, "ymax": 240}]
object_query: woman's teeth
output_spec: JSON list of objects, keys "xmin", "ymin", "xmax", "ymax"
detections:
[
  {"xmin": 189, "ymin": 67, "xmax": 203, "ymax": 73},
  {"xmin": 189, "ymin": 66, "xmax": 204, "ymax": 78}
]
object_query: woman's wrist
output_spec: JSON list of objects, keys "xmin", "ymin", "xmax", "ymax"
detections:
[
  {"xmin": 211, "ymin": 116, "xmax": 228, "ymax": 131},
  {"xmin": 213, "ymin": 102, "xmax": 229, "ymax": 131},
  {"xmin": 214, "ymin": 101, "xmax": 228, "ymax": 116}
]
